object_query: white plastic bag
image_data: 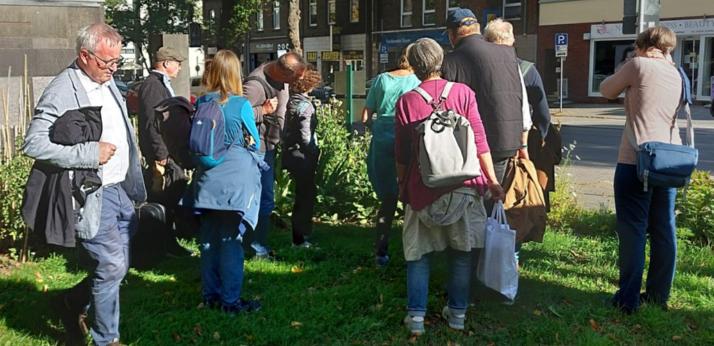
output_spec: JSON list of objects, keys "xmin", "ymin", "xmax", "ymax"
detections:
[{"xmin": 477, "ymin": 200, "xmax": 519, "ymax": 301}]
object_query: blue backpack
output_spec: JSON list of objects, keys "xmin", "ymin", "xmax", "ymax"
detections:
[{"xmin": 188, "ymin": 96, "xmax": 241, "ymax": 169}]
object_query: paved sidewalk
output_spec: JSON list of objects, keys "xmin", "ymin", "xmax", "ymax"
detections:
[{"xmin": 550, "ymin": 103, "xmax": 713, "ymax": 210}]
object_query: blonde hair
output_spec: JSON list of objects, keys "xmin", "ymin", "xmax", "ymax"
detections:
[
  {"xmin": 453, "ymin": 22, "xmax": 480, "ymax": 38},
  {"xmin": 484, "ymin": 18, "xmax": 515, "ymax": 45},
  {"xmin": 397, "ymin": 44, "xmax": 414, "ymax": 70},
  {"xmin": 635, "ymin": 26, "xmax": 677, "ymax": 54},
  {"xmin": 203, "ymin": 50, "xmax": 243, "ymax": 102}
]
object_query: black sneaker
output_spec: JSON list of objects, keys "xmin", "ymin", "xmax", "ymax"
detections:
[
  {"xmin": 221, "ymin": 298, "xmax": 262, "ymax": 315},
  {"xmin": 52, "ymin": 292, "xmax": 89, "ymax": 345}
]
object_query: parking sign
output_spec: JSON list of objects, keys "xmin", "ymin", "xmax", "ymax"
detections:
[{"xmin": 555, "ymin": 33, "xmax": 568, "ymax": 57}]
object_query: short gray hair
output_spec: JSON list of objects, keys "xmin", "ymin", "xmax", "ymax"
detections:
[
  {"xmin": 407, "ymin": 38, "xmax": 444, "ymax": 80},
  {"xmin": 76, "ymin": 23, "xmax": 123, "ymax": 54},
  {"xmin": 484, "ymin": 18, "xmax": 515, "ymax": 46}
]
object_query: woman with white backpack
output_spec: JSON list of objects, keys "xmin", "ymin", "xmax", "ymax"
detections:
[{"xmin": 394, "ymin": 38, "xmax": 504, "ymax": 335}]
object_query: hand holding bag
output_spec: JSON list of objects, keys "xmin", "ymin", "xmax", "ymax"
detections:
[
  {"xmin": 627, "ymin": 66, "xmax": 698, "ymax": 191},
  {"xmin": 477, "ymin": 201, "xmax": 519, "ymax": 301}
]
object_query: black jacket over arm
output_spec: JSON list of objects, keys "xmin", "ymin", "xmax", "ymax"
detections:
[{"xmin": 138, "ymin": 72, "xmax": 171, "ymax": 162}]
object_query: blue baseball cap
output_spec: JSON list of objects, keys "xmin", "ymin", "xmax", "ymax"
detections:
[{"xmin": 446, "ymin": 8, "xmax": 478, "ymax": 29}]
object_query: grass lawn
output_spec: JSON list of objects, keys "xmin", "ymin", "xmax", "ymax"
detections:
[{"xmin": 1, "ymin": 223, "xmax": 713, "ymax": 345}]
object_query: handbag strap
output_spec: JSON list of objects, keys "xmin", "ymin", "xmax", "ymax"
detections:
[{"xmin": 625, "ymin": 65, "xmax": 694, "ymax": 149}]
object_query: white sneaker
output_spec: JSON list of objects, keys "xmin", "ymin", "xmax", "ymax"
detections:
[
  {"xmin": 403, "ymin": 315, "xmax": 425, "ymax": 335},
  {"xmin": 292, "ymin": 240, "xmax": 315, "ymax": 249},
  {"xmin": 442, "ymin": 306, "xmax": 465, "ymax": 330}
]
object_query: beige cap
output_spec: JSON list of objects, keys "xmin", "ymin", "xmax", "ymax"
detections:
[{"xmin": 156, "ymin": 47, "xmax": 185, "ymax": 62}]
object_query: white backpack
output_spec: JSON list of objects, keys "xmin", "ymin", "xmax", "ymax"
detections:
[{"xmin": 413, "ymin": 82, "xmax": 481, "ymax": 188}]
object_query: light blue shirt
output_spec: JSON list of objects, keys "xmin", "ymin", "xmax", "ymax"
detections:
[{"xmin": 151, "ymin": 69, "xmax": 176, "ymax": 97}]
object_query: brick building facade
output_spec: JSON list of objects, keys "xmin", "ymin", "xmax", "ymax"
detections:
[{"xmin": 538, "ymin": 0, "xmax": 714, "ymax": 103}]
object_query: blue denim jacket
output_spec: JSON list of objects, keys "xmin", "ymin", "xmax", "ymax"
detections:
[{"xmin": 23, "ymin": 62, "xmax": 146, "ymax": 240}]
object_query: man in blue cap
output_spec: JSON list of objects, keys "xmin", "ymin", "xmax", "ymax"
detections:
[{"xmin": 442, "ymin": 8, "xmax": 529, "ymax": 197}]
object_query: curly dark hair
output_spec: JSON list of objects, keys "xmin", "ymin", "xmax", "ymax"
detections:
[{"xmin": 289, "ymin": 66, "xmax": 322, "ymax": 94}]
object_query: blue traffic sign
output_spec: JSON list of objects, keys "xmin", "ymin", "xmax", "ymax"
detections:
[{"xmin": 555, "ymin": 33, "xmax": 568, "ymax": 46}]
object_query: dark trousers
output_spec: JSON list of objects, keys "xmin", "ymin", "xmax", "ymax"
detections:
[
  {"xmin": 375, "ymin": 195, "xmax": 398, "ymax": 257},
  {"xmin": 613, "ymin": 163, "xmax": 677, "ymax": 312},
  {"xmin": 285, "ymin": 148, "xmax": 319, "ymax": 245}
]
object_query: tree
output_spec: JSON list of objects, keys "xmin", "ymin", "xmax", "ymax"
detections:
[
  {"xmin": 105, "ymin": 0, "xmax": 197, "ymax": 68},
  {"xmin": 288, "ymin": 0, "xmax": 302, "ymax": 54},
  {"xmin": 227, "ymin": 0, "xmax": 264, "ymax": 44}
]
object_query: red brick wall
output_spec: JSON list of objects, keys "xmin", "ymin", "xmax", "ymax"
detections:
[{"xmin": 538, "ymin": 23, "xmax": 610, "ymax": 103}]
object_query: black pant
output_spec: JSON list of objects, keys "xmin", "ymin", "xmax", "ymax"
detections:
[
  {"xmin": 284, "ymin": 148, "xmax": 319, "ymax": 245},
  {"xmin": 484, "ymin": 154, "xmax": 512, "ymax": 214},
  {"xmin": 375, "ymin": 195, "xmax": 398, "ymax": 257}
]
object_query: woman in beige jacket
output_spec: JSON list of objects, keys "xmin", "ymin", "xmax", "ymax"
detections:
[{"xmin": 600, "ymin": 26, "xmax": 684, "ymax": 314}]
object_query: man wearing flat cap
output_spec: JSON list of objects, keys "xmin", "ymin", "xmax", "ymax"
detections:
[
  {"xmin": 442, "ymin": 8, "xmax": 530, "ymax": 199},
  {"xmin": 137, "ymin": 46, "xmax": 190, "ymax": 257}
]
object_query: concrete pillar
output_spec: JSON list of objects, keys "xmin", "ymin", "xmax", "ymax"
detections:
[{"xmin": 149, "ymin": 33, "xmax": 191, "ymax": 99}]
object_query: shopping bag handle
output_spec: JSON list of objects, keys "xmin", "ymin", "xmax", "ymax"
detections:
[{"xmin": 489, "ymin": 200, "xmax": 509, "ymax": 226}]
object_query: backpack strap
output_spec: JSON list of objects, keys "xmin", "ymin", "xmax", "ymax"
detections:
[
  {"xmin": 244, "ymin": 75, "xmax": 276, "ymax": 100},
  {"xmin": 440, "ymin": 82, "xmax": 454, "ymax": 101},
  {"xmin": 413, "ymin": 87, "xmax": 433, "ymax": 104}
]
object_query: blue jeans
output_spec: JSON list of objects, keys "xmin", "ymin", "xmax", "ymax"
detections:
[
  {"xmin": 78, "ymin": 184, "xmax": 136, "ymax": 345},
  {"xmin": 406, "ymin": 249, "xmax": 471, "ymax": 317},
  {"xmin": 199, "ymin": 211, "xmax": 245, "ymax": 306},
  {"xmin": 613, "ymin": 163, "xmax": 677, "ymax": 312},
  {"xmin": 253, "ymin": 150, "xmax": 275, "ymax": 246}
]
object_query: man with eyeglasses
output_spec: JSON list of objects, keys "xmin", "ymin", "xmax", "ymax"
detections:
[{"xmin": 23, "ymin": 23, "xmax": 146, "ymax": 346}]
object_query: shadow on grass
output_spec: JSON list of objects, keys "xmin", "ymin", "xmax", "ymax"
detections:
[{"xmin": 1, "ymin": 224, "xmax": 713, "ymax": 345}]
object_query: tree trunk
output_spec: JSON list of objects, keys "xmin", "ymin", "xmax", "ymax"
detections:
[{"xmin": 288, "ymin": 0, "xmax": 302, "ymax": 55}]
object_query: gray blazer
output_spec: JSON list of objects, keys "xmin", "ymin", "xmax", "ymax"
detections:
[{"xmin": 23, "ymin": 62, "xmax": 146, "ymax": 240}]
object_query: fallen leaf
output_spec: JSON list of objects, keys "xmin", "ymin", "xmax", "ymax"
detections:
[
  {"xmin": 172, "ymin": 332, "xmax": 181, "ymax": 342},
  {"xmin": 547, "ymin": 305, "xmax": 562, "ymax": 318},
  {"xmin": 291, "ymin": 321, "xmax": 303, "ymax": 328},
  {"xmin": 352, "ymin": 266, "xmax": 363, "ymax": 274},
  {"xmin": 193, "ymin": 323, "xmax": 202, "ymax": 336},
  {"xmin": 213, "ymin": 331, "xmax": 220, "ymax": 340},
  {"xmin": 633, "ymin": 324, "xmax": 642, "ymax": 331},
  {"xmin": 533, "ymin": 309, "xmax": 542, "ymax": 316},
  {"xmin": 672, "ymin": 335, "xmax": 682, "ymax": 341},
  {"xmin": 291, "ymin": 266, "xmax": 303, "ymax": 273},
  {"xmin": 34, "ymin": 272, "xmax": 43, "ymax": 283},
  {"xmin": 408, "ymin": 335, "xmax": 418, "ymax": 343},
  {"xmin": 589, "ymin": 319, "xmax": 600, "ymax": 332}
]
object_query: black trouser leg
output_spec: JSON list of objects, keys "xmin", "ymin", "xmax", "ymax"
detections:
[
  {"xmin": 375, "ymin": 195, "xmax": 398, "ymax": 257},
  {"xmin": 289, "ymin": 153, "xmax": 318, "ymax": 245}
]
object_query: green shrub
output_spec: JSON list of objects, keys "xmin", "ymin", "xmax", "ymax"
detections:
[
  {"xmin": 274, "ymin": 102, "xmax": 378, "ymax": 224},
  {"xmin": 0, "ymin": 154, "xmax": 32, "ymax": 253},
  {"xmin": 676, "ymin": 170, "xmax": 714, "ymax": 245}
]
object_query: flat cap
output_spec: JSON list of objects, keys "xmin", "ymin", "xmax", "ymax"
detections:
[
  {"xmin": 446, "ymin": 8, "xmax": 479, "ymax": 29},
  {"xmin": 156, "ymin": 47, "xmax": 185, "ymax": 62}
]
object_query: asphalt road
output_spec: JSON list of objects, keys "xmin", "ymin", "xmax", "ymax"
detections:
[{"xmin": 554, "ymin": 104, "xmax": 714, "ymax": 210}]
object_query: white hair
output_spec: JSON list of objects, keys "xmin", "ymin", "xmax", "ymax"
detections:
[
  {"xmin": 75, "ymin": 23, "xmax": 123, "ymax": 54},
  {"xmin": 407, "ymin": 38, "xmax": 444, "ymax": 81},
  {"xmin": 484, "ymin": 18, "xmax": 515, "ymax": 46}
]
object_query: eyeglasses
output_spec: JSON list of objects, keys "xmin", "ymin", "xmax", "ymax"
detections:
[{"xmin": 86, "ymin": 50, "xmax": 124, "ymax": 69}]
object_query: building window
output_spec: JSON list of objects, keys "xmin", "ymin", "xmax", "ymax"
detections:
[
  {"xmin": 503, "ymin": 0, "xmax": 522, "ymax": 20},
  {"xmin": 423, "ymin": 0, "xmax": 436, "ymax": 26},
  {"xmin": 273, "ymin": 1, "xmax": 280, "ymax": 30},
  {"xmin": 446, "ymin": 0, "xmax": 459, "ymax": 18},
  {"xmin": 309, "ymin": 0, "xmax": 318, "ymax": 27},
  {"xmin": 256, "ymin": 7, "xmax": 264, "ymax": 31},
  {"xmin": 350, "ymin": 0, "xmax": 359, "ymax": 23},
  {"xmin": 328, "ymin": 0, "xmax": 336, "ymax": 24},
  {"xmin": 590, "ymin": 39, "xmax": 635, "ymax": 95},
  {"xmin": 401, "ymin": 0, "xmax": 413, "ymax": 27}
]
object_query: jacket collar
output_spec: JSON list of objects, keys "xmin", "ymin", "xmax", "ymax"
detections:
[
  {"xmin": 455, "ymin": 33, "xmax": 484, "ymax": 49},
  {"xmin": 67, "ymin": 60, "xmax": 128, "ymax": 119}
]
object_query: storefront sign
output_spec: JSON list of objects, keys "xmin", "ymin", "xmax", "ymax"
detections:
[
  {"xmin": 342, "ymin": 50, "xmax": 363, "ymax": 60},
  {"xmin": 321, "ymin": 51, "xmax": 341, "ymax": 61},
  {"xmin": 380, "ymin": 30, "xmax": 450, "ymax": 50},
  {"xmin": 591, "ymin": 18, "xmax": 714, "ymax": 39},
  {"xmin": 250, "ymin": 41, "xmax": 290, "ymax": 53},
  {"xmin": 306, "ymin": 51, "xmax": 318, "ymax": 62}
]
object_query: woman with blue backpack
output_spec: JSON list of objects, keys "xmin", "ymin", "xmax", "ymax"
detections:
[{"xmin": 182, "ymin": 50, "xmax": 263, "ymax": 314}]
